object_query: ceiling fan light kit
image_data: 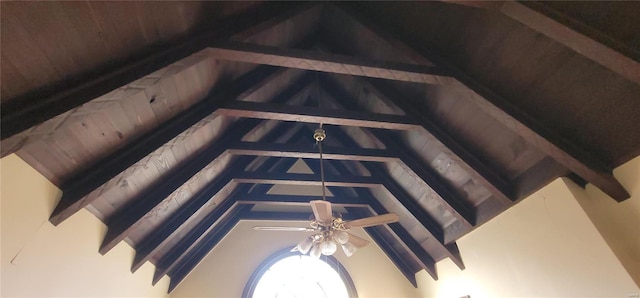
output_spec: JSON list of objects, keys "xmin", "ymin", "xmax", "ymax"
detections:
[{"xmin": 255, "ymin": 127, "xmax": 400, "ymax": 258}]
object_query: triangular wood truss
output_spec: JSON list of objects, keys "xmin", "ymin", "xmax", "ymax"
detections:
[{"xmin": 2, "ymin": 2, "xmax": 632, "ymax": 293}]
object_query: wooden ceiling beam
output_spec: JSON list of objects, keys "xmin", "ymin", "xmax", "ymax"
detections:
[
  {"xmin": 236, "ymin": 193, "xmax": 370, "ymax": 208},
  {"xmin": 131, "ymin": 166, "xmax": 241, "ymax": 273},
  {"xmin": 361, "ymin": 161, "xmax": 466, "ymax": 269},
  {"xmin": 319, "ymin": 78, "xmax": 490, "ymax": 223},
  {"xmin": 152, "ymin": 197, "xmax": 243, "ymax": 285},
  {"xmin": 131, "ymin": 123, "xmax": 295, "ymax": 272},
  {"xmin": 347, "ymin": 207, "xmax": 419, "ymax": 288},
  {"xmin": 372, "ymin": 130, "xmax": 476, "ymax": 227},
  {"xmin": 49, "ymin": 65, "xmax": 282, "ymax": 226},
  {"xmin": 99, "ymin": 118, "xmax": 261, "ymax": 255},
  {"xmin": 500, "ymin": 1, "xmax": 640, "ymax": 85},
  {"xmin": 0, "ymin": 2, "xmax": 319, "ymax": 141},
  {"xmin": 346, "ymin": 78, "xmax": 514, "ymax": 205},
  {"xmin": 239, "ymin": 211, "xmax": 356, "ymax": 221},
  {"xmin": 166, "ymin": 204, "xmax": 251, "ymax": 292},
  {"xmin": 355, "ymin": 188, "xmax": 439, "ymax": 280},
  {"xmin": 217, "ymin": 101, "xmax": 418, "ymax": 130},
  {"xmin": 317, "ymin": 159, "xmax": 440, "ymax": 279},
  {"xmin": 165, "ymin": 204, "xmax": 370, "ymax": 292},
  {"xmin": 232, "ymin": 171, "xmax": 382, "ymax": 188},
  {"xmin": 338, "ymin": 3, "xmax": 630, "ymax": 201},
  {"xmin": 284, "ymin": 155, "xmax": 439, "ymax": 281},
  {"xmin": 227, "ymin": 141, "xmax": 397, "ymax": 162},
  {"xmin": 207, "ymin": 41, "xmax": 454, "ymax": 85}
]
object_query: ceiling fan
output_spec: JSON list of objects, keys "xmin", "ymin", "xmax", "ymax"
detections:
[{"xmin": 252, "ymin": 126, "xmax": 400, "ymax": 258}]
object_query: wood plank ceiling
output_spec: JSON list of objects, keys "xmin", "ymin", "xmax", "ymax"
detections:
[{"xmin": 2, "ymin": 1, "xmax": 638, "ymax": 293}]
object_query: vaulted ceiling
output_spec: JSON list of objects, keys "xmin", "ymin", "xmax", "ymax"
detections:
[{"xmin": 2, "ymin": 1, "xmax": 638, "ymax": 293}]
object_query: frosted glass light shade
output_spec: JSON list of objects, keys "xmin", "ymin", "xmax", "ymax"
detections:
[
  {"xmin": 310, "ymin": 243, "xmax": 322, "ymax": 259},
  {"xmin": 297, "ymin": 236, "xmax": 314, "ymax": 254},
  {"xmin": 341, "ymin": 242, "xmax": 357, "ymax": 257},
  {"xmin": 321, "ymin": 240, "xmax": 338, "ymax": 255},
  {"xmin": 334, "ymin": 231, "xmax": 349, "ymax": 244}
]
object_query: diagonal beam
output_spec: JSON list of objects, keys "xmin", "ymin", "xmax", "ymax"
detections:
[
  {"xmin": 500, "ymin": 1, "xmax": 640, "ymax": 85},
  {"xmin": 347, "ymin": 207, "xmax": 419, "ymax": 288},
  {"xmin": 99, "ymin": 119, "xmax": 261, "ymax": 254},
  {"xmin": 166, "ymin": 204, "xmax": 251, "ymax": 292},
  {"xmin": 311, "ymin": 157, "xmax": 440, "ymax": 278},
  {"xmin": 337, "ymin": 3, "xmax": 629, "ymax": 201},
  {"xmin": 320, "ymin": 69, "xmax": 513, "ymax": 205},
  {"xmin": 152, "ymin": 197, "xmax": 244, "ymax": 286},
  {"xmin": 130, "ymin": 123, "xmax": 294, "ymax": 272},
  {"xmin": 49, "ymin": 65, "xmax": 283, "ymax": 226},
  {"xmin": 302, "ymin": 129, "xmax": 465, "ymax": 270},
  {"xmin": 0, "ymin": 2, "xmax": 319, "ymax": 141},
  {"xmin": 206, "ymin": 41, "xmax": 454, "ymax": 85},
  {"xmin": 165, "ymin": 205, "xmax": 367, "ymax": 293},
  {"xmin": 372, "ymin": 130, "xmax": 476, "ymax": 226},
  {"xmin": 322, "ymin": 125, "xmax": 465, "ymax": 269},
  {"xmin": 95, "ymin": 66, "xmax": 312, "ymax": 254},
  {"xmin": 365, "ymin": 162, "xmax": 465, "ymax": 270},
  {"xmin": 355, "ymin": 188, "xmax": 439, "ymax": 279},
  {"xmin": 217, "ymin": 100, "xmax": 418, "ymax": 130},
  {"xmin": 318, "ymin": 78, "xmax": 485, "ymax": 224}
]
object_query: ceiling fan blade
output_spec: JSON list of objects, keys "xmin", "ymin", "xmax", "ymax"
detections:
[
  {"xmin": 345, "ymin": 213, "xmax": 399, "ymax": 229},
  {"xmin": 252, "ymin": 226, "xmax": 315, "ymax": 232},
  {"xmin": 310, "ymin": 200, "xmax": 333, "ymax": 224},
  {"xmin": 346, "ymin": 232, "xmax": 370, "ymax": 248}
]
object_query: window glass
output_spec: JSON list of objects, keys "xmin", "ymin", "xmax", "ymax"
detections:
[{"xmin": 250, "ymin": 254, "xmax": 351, "ymax": 298}]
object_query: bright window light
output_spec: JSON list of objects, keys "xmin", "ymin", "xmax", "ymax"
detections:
[{"xmin": 252, "ymin": 255, "xmax": 350, "ymax": 298}]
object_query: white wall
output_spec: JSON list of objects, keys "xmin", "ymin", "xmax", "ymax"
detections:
[
  {"xmin": 169, "ymin": 220, "xmax": 420, "ymax": 298},
  {"xmin": 416, "ymin": 174, "xmax": 640, "ymax": 298},
  {"xmin": 1, "ymin": 154, "xmax": 170, "ymax": 297}
]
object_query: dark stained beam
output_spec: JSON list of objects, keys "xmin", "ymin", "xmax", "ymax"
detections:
[
  {"xmin": 360, "ymin": 80, "xmax": 513, "ymax": 205},
  {"xmin": 356, "ymin": 188, "xmax": 438, "ymax": 279},
  {"xmin": 500, "ymin": 1, "xmax": 640, "ymax": 85},
  {"xmin": 131, "ymin": 123, "xmax": 294, "ymax": 272},
  {"xmin": 232, "ymin": 171, "xmax": 382, "ymax": 188},
  {"xmin": 152, "ymin": 196, "xmax": 245, "ymax": 286},
  {"xmin": 372, "ymin": 130, "xmax": 476, "ymax": 227},
  {"xmin": 227, "ymin": 141, "xmax": 397, "ymax": 162},
  {"xmin": 49, "ymin": 65, "xmax": 283, "ymax": 226},
  {"xmin": 318, "ymin": 78, "xmax": 484, "ymax": 224},
  {"xmin": 365, "ymin": 163, "xmax": 465, "ymax": 270},
  {"xmin": 216, "ymin": 100, "xmax": 418, "ymax": 130},
  {"xmin": 347, "ymin": 207, "xmax": 419, "ymax": 288},
  {"xmin": 319, "ymin": 159, "xmax": 441, "ymax": 279},
  {"xmin": 165, "ymin": 204, "xmax": 368, "ymax": 292},
  {"xmin": 207, "ymin": 41, "xmax": 454, "ymax": 85},
  {"xmin": 236, "ymin": 193, "xmax": 370, "ymax": 207},
  {"xmin": 166, "ymin": 204, "xmax": 251, "ymax": 292},
  {"xmin": 320, "ymin": 123, "xmax": 465, "ymax": 268},
  {"xmin": 338, "ymin": 3, "xmax": 630, "ymax": 201},
  {"xmin": 100, "ymin": 119, "xmax": 261, "ymax": 255},
  {"xmin": 247, "ymin": 158, "xmax": 300, "ymax": 194},
  {"xmin": 239, "ymin": 211, "xmax": 317, "ymax": 221},
  {"xmin": 0, "ymin": 2, "xmax": 319, "ymax": 141},
  {"xmin": 362, "ymin": 162, "xmax": 443, "ymax": 242},
  {"xmin": 131, "ymin": 160, "xmax": 245, "ymax": 272}
]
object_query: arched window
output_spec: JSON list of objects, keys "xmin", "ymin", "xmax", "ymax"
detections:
[{"xmin": 243, "ymin": 248, "xmax": 358, "ymax": 298}]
